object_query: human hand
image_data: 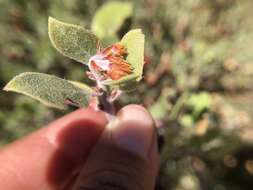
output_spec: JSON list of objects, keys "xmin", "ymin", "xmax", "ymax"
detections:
[{"xmin": 0, "ymin": 105, "xmax": 159, "ymax": 190}]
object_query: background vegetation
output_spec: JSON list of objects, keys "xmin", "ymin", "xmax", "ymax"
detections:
[{"xmin": 1, "ymin": 0, "xmax": 253, "ymax": 189}]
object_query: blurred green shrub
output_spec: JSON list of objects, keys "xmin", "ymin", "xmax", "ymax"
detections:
[{"xmin": 1, "ymin": 0, "xmax": 253, "ymax": 189}]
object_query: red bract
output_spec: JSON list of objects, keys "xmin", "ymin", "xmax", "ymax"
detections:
[{"xmin": 87, "ymin": 44, "xmax": 132, "ymax": 85}]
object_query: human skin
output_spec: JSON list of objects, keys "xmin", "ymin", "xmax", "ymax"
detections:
[{"xmin": 0, "ymin": 105, "xmax": 159, "ymax": 190}]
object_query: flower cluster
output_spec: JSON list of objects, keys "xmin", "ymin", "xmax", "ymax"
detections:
[{"xmin": 87, "ymin": 44, "xmax": 132, "ymax": 88}]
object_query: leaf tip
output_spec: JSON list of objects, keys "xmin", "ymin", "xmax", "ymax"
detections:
[
  {"xmin": 48, "ymin": 16, "xmax": 57, "ymax": 31},
  {"xmin": 2, "ymin": 85, "xmax": 9, "ymax": 92},
  {"xmin": 2, "ymin": 74, "xmax": 18, "ymax": 92},
  {"xmin": 48, "ymin": 16, "xmax": 58, "ymax": 26},
  {"xmin": 48, "ymin": 16, "xmax": 55, "ymax": 22},
  {"xmin": 48, "ymin": 16, "xmax": 53, "ymax": 23},
  {"xmin": 48, "ymin": 16, "xmax": 58, "ymax": 38},
  {"xmin": 3, "ymin": 82, "xmax": 11, "ymax": 91}
]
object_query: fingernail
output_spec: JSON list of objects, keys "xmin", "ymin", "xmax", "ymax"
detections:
[{"xmin": 110, "ymin": 105, "xmax": 155, "ymax": 159}]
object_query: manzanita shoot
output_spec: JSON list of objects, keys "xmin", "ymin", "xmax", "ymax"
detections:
[{"xmin": 3, "ymin": 17, "xmax": 145, "ymax": 116}]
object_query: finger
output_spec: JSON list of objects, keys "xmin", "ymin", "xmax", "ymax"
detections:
[
  {"xmin": 0, "ymin": 108, "xmax": 107, "ymax": 190},
  {"xmin": 72, "ymin": 105, "xmax": 159, "ymax": 190}
]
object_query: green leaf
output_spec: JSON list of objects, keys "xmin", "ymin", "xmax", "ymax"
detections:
[
  {"xmin": 91, "ymin": 1, "xmax": 133, "ymax": 39},
  {"xmin": 120, "ymin": 29, "xmax": 145, "ymax": 81},
  {"xmin": 3, "ymin": 72, "xmax": 93, "ymax": 110},
  {"xmin": 69, "ymin": 80, "xmax": 93, "ymax": 93},
  {"xmin": 48, "ymin": 17, "xmax": 98, "ymax": 64}
]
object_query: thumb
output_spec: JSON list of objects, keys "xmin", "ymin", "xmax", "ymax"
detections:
[{"xmin": 72, "ymin": 105, "xmax": 159, "ymax": 190}]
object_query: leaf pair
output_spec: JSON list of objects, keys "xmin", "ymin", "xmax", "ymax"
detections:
[
  {"xmin": 48, "ymin": 17, "xmax": 144, "ymax": 84},
  {"xmin": 3, "ymin": 17, "xmax": 145, "ymax": 109}
]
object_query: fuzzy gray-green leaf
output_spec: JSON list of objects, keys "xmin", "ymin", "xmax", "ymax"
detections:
[
  {"xmin": 48, "ymin": 17, "xmax": 98, "ymax": 64},
  {"xmin": 3, "ymin": 72, "xmax": 93, "ymax": 109}
]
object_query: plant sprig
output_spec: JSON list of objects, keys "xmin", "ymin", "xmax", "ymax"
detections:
[{"xmin": 3, "ymin": 16, "xmax": 145, "ymax": 116}]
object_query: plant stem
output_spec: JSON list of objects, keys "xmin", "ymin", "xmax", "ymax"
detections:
[{"xmin": 98, "ymin": 91, "xmax": 115, "ymax": 116}]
